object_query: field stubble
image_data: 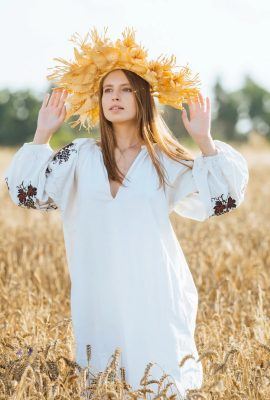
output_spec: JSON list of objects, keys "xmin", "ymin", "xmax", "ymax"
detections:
[{"xmin": 0, "ymin": 139, "xmax": 269, "ymax": 399}]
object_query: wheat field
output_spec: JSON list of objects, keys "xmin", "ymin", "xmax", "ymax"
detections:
[{"xmin": 0, "ymin": 136, "xmax": 269, "ymax": 399}]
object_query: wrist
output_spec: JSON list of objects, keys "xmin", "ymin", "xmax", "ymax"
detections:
[
  {"xmin": 33, "ymin": 129, "xmax": 52, "ymax": 144},
  {"xmin": 196, "ymin": 136, "xmax": 217, "ymax": 156}
]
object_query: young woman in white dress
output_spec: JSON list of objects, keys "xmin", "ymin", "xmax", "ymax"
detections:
[{"xmin": 4, "ymin": 64, "xmax": 249, "ymax": 399}]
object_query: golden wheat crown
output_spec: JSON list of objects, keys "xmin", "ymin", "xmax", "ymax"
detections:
[{"xmin": 47, "ymin": 26, "xmax": 201, "ymax": 131}]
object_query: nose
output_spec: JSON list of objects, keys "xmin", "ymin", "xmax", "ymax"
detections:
[
  {"xmin": 111, "ymin": 87, "xmax": 123, "ymax": 101},
  {"xmin": 112, "ymin": 92, "xmax": 120, "ymax": 101}
]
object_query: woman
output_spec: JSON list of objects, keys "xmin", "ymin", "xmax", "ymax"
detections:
[{"xmin": 3, "ymin": 29, "xmax": 249, "ymax": 399}]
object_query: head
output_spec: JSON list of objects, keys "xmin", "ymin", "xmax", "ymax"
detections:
[
  {"xmin": 97, "ymin": 68, "xmax": 195, "ymax": 190},
  {"xmin": 101, "ymin": 69, "xmax": 142, "ymax": 126},
  {"xmin": 99, "ymin": 68, "xmax": 155, "ymax": 142}
]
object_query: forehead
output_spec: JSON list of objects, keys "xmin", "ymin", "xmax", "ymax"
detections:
[{"xmin": 103, "ymin": 69, "xmax": 129, "ymax": 86}]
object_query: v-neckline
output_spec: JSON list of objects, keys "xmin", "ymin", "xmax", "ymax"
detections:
[{"xmin": 95, "ymin": 141, "xmax": 147, "ymax": 201}]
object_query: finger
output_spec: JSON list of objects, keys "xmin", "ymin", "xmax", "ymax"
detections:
[
  {"xmin": 48, "ymin": 88, "xmax": 58, "ymax": 107},
  {"xmin": 56, "ymin": 89, "xmax": 68, "ymax": 108},
  {"xmin": 198, "ymin": 92, "xmax": 205, "ymax": 110},
  {"xmin": 57, "ymin": 101, "xmax": 67, "ymax": 117},
  {"xmin": 57, "ymin": 93, "xmax": 68, "ymax": 117},
  {"xmin": 41, "ymin": 93, "xmax": 50, "ymax": 108},
  {"xmin": 59, "ymin": 104, "xmax": 67, "ymax": 122},
  {"xmin": 50, "ymin": 88, "xmax": 63, "ymax": 107},
  {"xmin": 187, "ymin": 100, "xmax": 196, "ymax": 119},
  {"xmin": 191, "ymin": 96, "xmax": 202, "ymax": 118},
  {"xmin": 181, "ymin": 107, "xmax": 189, "ymax": 127},
  {"xmin": 194, "ymin": 95, "xmax": 202, "ymax": 112},
  {"xmin": 57, "ymin": 90, "xmax": 69, "ymax": 108},
  {"xmin": 194, "ymin": 94, "xmax": 204, "ymax": 114},
  {"xmin": 52, "ymin": 88, "xmax": 63, "ymax": 107}
]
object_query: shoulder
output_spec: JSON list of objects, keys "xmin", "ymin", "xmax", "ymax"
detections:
[
  {"xmin": 152, "ymin": 148, "xmax": 193, "ymax": 185},
  {"xmin": 46, "ymin": 138, "xmax": 95, "ymax": 177},
  {"xmin": 50, "ymin": 138, "xmax": 95, "ymax": 165},
  {"xmin": 158, "ymin": 148, "xmax": 194, "ymax": 172}
]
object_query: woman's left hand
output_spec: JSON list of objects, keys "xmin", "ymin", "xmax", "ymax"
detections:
[
  {"xmin": 181, "ymin": 92, "xmax": 218, "ymax": 156},
  {"xmin": 181, "ymin": 92, "xmax": 212, "ymax": 144}
]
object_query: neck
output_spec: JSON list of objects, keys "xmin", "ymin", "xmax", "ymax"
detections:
[{"xmin": 112, "ymin": 121, "xmax": 143, "ymax": 148}]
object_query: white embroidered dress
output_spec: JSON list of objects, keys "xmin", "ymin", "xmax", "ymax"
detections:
[{"xmin": 3, "ymin": 138, "xmax": 249, "ymax": 398}]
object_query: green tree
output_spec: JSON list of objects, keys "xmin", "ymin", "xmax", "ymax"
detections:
[
  {"xmin": 0, "ymin": 86, "xmax": 97, "ymax": 148},
  {"xmin": 242, "ymin": 76, "xmax": 270, "ymax": 139},
  {"xmin": 212, "ymin": 79, "xmax": 239, "ymax": 141}
]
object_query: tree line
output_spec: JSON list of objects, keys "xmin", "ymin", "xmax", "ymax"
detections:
[{"xmin": 0, "ymin": 75, "xmax": 269, "ymax": 148}]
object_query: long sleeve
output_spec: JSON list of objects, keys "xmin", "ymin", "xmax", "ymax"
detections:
[
  {"xmin": 162, "ymin": 139, "xmax": 249, "ymax": 221},
  {"xmin": 3, "ymin": 138, "xmax": 89, "ymax": 212}
]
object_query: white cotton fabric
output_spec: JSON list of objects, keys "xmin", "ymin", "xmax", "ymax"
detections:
[{"xmin": 3, "ymin": 138, "xmax": 249, "ymax": 399}]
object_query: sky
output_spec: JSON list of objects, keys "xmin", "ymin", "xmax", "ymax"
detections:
[{"xmin": 1, "ymin": 0, "xmax": 269, "ymax": 98}]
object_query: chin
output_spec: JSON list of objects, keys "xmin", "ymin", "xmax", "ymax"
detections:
[{"xmin": 106, "ymin": 115, "xmax": 133, "ymax": 123}]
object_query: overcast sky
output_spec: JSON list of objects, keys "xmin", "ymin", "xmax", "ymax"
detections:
[{"xmin": 1, "ymin": 0, "xmax": 269, "ymax": 98}]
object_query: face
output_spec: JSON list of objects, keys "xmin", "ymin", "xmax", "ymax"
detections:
[{"xmin": 101, "ymin": 69, "xmax": 137, "ymax": 124}]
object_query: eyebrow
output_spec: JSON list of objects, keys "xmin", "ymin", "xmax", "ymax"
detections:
[{"xmin": 103, "ymin": 83, "xmax": 131, "ymax": 88}]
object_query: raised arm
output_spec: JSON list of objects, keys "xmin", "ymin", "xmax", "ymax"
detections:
[
  {"xmin": 33, "ymin": 88, "xmax": 68, "ymax": 144},
  {"xmin": 3, "ymin": 89, "xmax": 83, "ymax": 212},
  {"xmin": 162, "ymin": 92, "xmax": 249, "ymax": 221}
]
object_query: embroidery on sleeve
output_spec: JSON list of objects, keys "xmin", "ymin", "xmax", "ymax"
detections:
[
  {"xmin": 4, "ymin": 177, "xmax": 9, "ymax": 191},
  {"xmin": 51, "ymin": 142, "xmax": 77, "ymax": 165},
  {"xmin": 45, "ymin": 166, "xmax": 52, "ymax": 177},
  {"xmin": 16, "ymin": 181, "xmax": 58, "ymax": 211},
  {"xmin": 211, "ymin": 194, "xmax": 237, "ymax": 216}
]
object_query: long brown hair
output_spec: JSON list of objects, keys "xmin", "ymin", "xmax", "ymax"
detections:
[{"xmin": 97, "ymin": 68, "xmax": 195, "ymax": 191}]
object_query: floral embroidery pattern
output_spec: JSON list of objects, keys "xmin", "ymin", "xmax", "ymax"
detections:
[
  {"xmin": 45, "ymin": 142, "xmax": 77, "ymax": 177},
  {"xmin": 51, "ymin": 142, "xmax": 77, "ymax": 166},
  {"xmin": 17, "ymin": 182, "xmax": 37, "ymax": 208},
  {"xmin": 211, "ymin": 194, "xmax": 237, "ymax": 216},
  {"xmin": 16, "ymin": 142, "xmax": 77, "ymax": 210},
  {"xmin": 16, "ymin": 181, "xmax": 58, "ymax": 211}
]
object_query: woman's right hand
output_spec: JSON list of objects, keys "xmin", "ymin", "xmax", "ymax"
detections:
[{"xmin": 33, "ymin": 88, "xmax": 69, "ymax": 144}]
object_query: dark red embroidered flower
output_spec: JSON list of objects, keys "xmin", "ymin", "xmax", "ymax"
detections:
[
  {"xmin": 16, "ymin": 182, "xmax": 38, "ymax": 209},
  {"xmin": 211, "ymin": 194, "xmax": 237, "ymax": 216},
  {"xmin": 17, "ymin": 189, "xmax": 27, "ymax": 203},
  {"xmin": 27, "ymin": 184, "xmax": 37, "ymax": 197},
  {"xmin": 16, "ymin": 181, "xmax": 58, "ymax": 211},
  {"xmin": 227, "ymin": 196, "xmax": 236, "ymax": 210},
  {"xmin": 214, "ymin": 200, "xmax": 226, "ymax": 215}
]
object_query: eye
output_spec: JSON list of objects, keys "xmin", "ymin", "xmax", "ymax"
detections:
[{"xmin": 103, "ymin": 87, "xmax": 132, "ymax": 93}]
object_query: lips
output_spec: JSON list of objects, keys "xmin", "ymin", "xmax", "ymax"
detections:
[{"xmin": 109, "ymin": 106, "xmax": 124, "ymax": 110}]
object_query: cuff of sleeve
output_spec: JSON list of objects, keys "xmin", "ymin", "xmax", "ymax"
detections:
[
  {"xmin": 19, "ymin": 142, "xmax": 54, "ymax": 162},
  {"xmin": 202, "ymin": 147, "xmax": 221, "ymax": 158},
  {"xmin": 201, "ymin": 138, "xmax": 233, "ymax": 158},
  {"xmin": 195, "ymin": 140, "xmax": 229, "ymax": 171},
  {"xmin": 23, "ymin": 142, "xmax": 54, "ymax": 152}
]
